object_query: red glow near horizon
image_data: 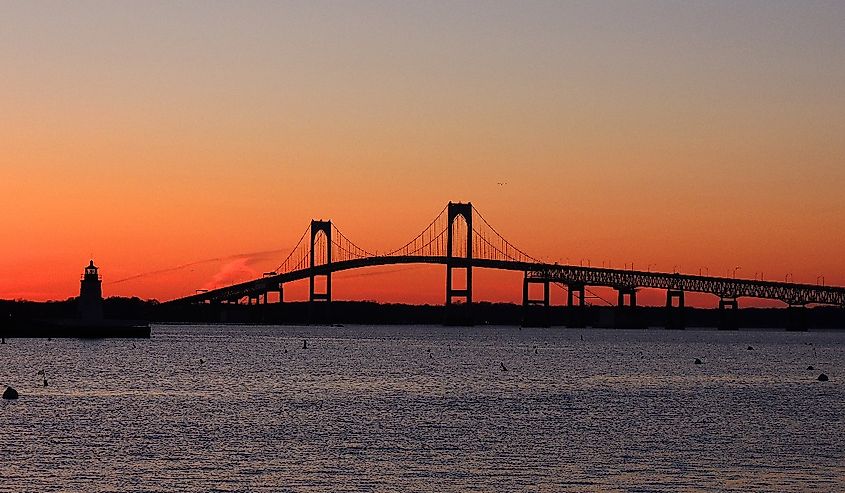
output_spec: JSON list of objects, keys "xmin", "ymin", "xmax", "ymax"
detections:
[{"xmin": 0, "ymin": 198, "xmax": 836, "ymax": 310}]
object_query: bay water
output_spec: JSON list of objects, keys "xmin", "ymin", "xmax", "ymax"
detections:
[{"xmin": 1, "ymin": 325, "xmax": 843, "ymax": 492}]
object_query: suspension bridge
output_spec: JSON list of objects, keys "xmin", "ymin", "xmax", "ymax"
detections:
[{"xmin": 166, "ymin": 202, "xmax": 845, "ymax": 327}]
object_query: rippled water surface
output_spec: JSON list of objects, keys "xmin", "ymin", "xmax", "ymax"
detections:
[{"xmin": 1, "ymin": 325, "xmax": 843, "ymax": 492}]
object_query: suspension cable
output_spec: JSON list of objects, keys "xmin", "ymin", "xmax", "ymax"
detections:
[
  {"xmin": 273, "ymin": 224, "xmax": 311, "ymax": 274},
  {"xmin": 472, "ymin": 205, "xmax": 540, "ymax": 263}
]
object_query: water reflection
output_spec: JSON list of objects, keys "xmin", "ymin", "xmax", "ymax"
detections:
[{"xmin": 0, "ymin": 325, "xmax": 843, "ymax": 491}]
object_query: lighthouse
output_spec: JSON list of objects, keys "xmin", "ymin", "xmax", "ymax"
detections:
[{"xmin": 79, "ymin": 260, "xmax": 103, "ymax": 321}]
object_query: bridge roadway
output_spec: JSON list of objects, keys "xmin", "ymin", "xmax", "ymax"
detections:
[{"xmin": 168, "ymin": 256, "xmax": 845, "ymax": 307}]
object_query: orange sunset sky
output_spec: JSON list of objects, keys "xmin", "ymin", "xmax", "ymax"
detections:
[{"xmin": 2, "ymin": 2, "xmax": 844, "ymax": 307}]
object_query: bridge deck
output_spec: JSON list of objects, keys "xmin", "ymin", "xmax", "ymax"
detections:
[{"xmin": 167, "ymin": 256, "xmax": 845, "ymax": 307}]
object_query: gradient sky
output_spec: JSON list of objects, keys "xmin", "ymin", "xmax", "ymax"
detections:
[{"xmin": 2, "ymin": 1, "xmax": 844, "ymax": 306}]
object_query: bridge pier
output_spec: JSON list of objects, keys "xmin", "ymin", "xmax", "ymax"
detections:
[
  {"xmin": 258, "ymin": 292, "xmax": 270, "ymax": 323},
  {"xmin": 666, "ymin": 289, "xmax": 685, "ymax": 330},
  {"xmin": 617, "ymin": 288, "xmax": 637, "ymax": 308},
  {"xmin": 522, "ymin": 273, "xmax": 550, "ymax": 327},
  {"xmin": 566, "ymin": 283, "xmax": 587, "ymax": 327},
  {"xmin": 718, "ymin": 297, "xmax": 738, "ymax": 330},
  {"xmin": 615, "ymin": 287, "xmax": 642, "ymax": 329},
  {"xmin": 786, "ymin": 304, "xmax": 808, "ymax": 331}
]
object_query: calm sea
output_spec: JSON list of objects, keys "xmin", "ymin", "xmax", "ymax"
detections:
[{"xmin": 1, "ymin": 325, "xmax": 843, "ymax": 492}]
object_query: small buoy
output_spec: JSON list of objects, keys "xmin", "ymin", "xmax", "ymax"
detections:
[
  {"xmin": 199, "ymin": 359, "xmax": 205, "ymax": 364},
  {"xmin": 747, "ymin": 346, "xmax": 753, "ymax": 350},
  {"xmin": 500, "ymin": 362, "xmax": 508, "ymax": 372},
  {"xmin": 43, "ymin": 378, "xmax": 48, "ymax": 387},
  {"xmin": 818, "ymin": 373, "xmax": 829, "ymax": 382},
  {"xmin": 2, "ymin": 386, "xmax": 18, "ymax": 399},
  {"xmin": 302, "ymin": 340, "xmax": 307, "ymax": 349},
  {"xmin": 580, "ymin": 335, "xmax": 584, "ymax": 341},
  {"xmin": 534, "ymin": 348, "xmax": 538, "ymax": 354},
  {"xmin": 807, "ymin": 365, "xmax": 815, "ymax": 370},
  {"xmin": 694, "ymin": 358, "xmax": 703, "ymax": 365},
  {"xmin": 1, "ymin": 337, "xmax": 5, "ymax": 344}
]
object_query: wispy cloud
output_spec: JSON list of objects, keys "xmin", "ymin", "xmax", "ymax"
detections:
[
  {"xmin": 202, "ymin": 257, "xmax": 258, "ymax": 289},
  {"xmin": 108, "ymin": 249, "xmax": 289, "ymax": 285}
]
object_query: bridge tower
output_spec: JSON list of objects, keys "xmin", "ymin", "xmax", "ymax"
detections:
[
  {"xmin": 309, "ymin": 220, "xmax": 332, "ymax": 303},
  {"xmin": 445, "ymin": 202, "xmax": 473, "ymax": 324}
]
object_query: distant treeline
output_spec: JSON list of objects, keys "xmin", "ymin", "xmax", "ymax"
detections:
[
  {"xmin": 157, "ymin": 301, "xmax": 845, "ymax": 329},
  {"xmin": 1, "ymin": 297, "xmax": 158, "ymax": 322},
  {"xmin": 3, "ymin": 297, "xmax": 844, "ymax": 329}
]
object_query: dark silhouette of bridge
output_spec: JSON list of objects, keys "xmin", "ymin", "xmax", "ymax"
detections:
[{"xmin": 167, "ymin": 202, "xmax": 845, "ymax": 328}]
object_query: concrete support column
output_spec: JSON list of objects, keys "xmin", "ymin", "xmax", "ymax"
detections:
[
  {"xmin": 786, "ymin": 304, "xmax": 808, "ymax": 332},
  {"xmin": 567, "ymin": 284, "xmax": 586, "ymax": 307},
  {"xmin": 615, "ymin": 287, "xmax": 641, "ymax": 329},
  {"xmin": 566, "ymin": 283, "xmax": 586, "ymax": 328},
  {"xmin": 718, "ymin": 297, "xmax": 739, "ymax": 330},
  {"xmin": 522, "ymin": 273, "xmax": 551, "ymax": 327},
  {"xmin": 666, "ymin": 289, "xmax": 685, "ymax": 330},
  {"xmin": 617, "ymin": 288, "xmax": 637, "ymax": 308}
]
